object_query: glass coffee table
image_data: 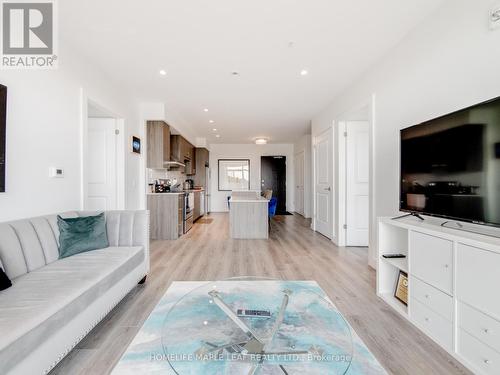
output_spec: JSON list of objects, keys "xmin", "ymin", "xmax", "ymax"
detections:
[{"xmin": 161, "ymin": 277, "xmax": 353, "ymax": 374}]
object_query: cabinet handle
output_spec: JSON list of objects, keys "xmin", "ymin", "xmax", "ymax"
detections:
[
  {"xmin": 444, "ymin": 264, "xmax": 449, "ymax": 268},
  {"xmin": 425, "ymin": 317, "xmax": 430, "ymax": 322},
  {"xmin": 484, "ymin": 359, "xmax": 491, "ymax": 365},
  {"xmin": 484, "ymin": 328, "xmax": 490, "ymax": 334},
  {"xmin": 425, "ymin": 294, "xmax": 430, "ymax": 299}
]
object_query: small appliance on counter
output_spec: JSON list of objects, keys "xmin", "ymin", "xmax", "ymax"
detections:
[
  {"xmin": 183, "ymin": 179, "xmax": 194, "ymax": 190},
  {"xmin": 153, "ymin": 179, "xmax": 171, "ymax": 193},
  {"xmin": 170, "ymin": 185, "xmax": 181, "ymax": 192}
]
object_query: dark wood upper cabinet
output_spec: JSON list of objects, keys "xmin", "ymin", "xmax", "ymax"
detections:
[
  {"xmin": 163, "ymin": 124, "xmax": 171, "ymax": 162},
  {"xmin": 170, "ymin": 135, "xmax": 196, "ymax": 175},
  {"xmin": 193, "ymin": 148, "xmax": 209, "ymax": 187},
  {"xmin": 146, "ymin": 121, "xmax": 170, "ymax": 169},
  {"xmin": 185, "ymin": 139, "xmax": 195, "ymax": 175},
  {"xmin": 147, "ymin": 123, "xmax": 199, "ymax": 174},
  {"xmin": 170, "ymin": 134, "xmax": 181, "ymax": 162},
  {"xmin": 182, "ymin": 138, "xmax": 194, "ymax": 161}
]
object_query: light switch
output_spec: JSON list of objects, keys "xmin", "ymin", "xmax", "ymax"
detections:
[{"xmin": 49, "ymin": 167, "xmax": 64, "ymax": 178}]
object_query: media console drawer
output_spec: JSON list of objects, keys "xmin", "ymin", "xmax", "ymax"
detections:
[
  {"xmin": 459, "ymin": 302, "xmax": 500, "ymax": 354},
  {"xmin": 411, "ymin": 298, "xmax": 453, "ymax": 351},
  {"xmin": 410, "ymin": 231, "xmax": 453, "ymax": 294},
  {"xmin": 458, "ymin": 329, "xmax": 500, "ymax": 375},
  {"xmin": 457, "ymin": 243, "xmax": 500, "ymax": 320},
  {"xmin": 379, "ymin": 217, "xmax": 500, "ymax": 375},
  {"xmin": 411, "ymin": 276, "xmax": 453, "ymax": 321}
]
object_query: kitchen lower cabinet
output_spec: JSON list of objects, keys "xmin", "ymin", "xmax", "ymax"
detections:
[
  {"xmin": 148, "ymin": 194, "xmax": 183, "ymax": 240},
  {"xmin": 193, "ymin": 191, "xmax": 201, "ymax": 221}
]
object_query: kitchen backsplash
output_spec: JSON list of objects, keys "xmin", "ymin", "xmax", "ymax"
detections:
[{"xmin": 147, "ymin": 169, "xmax": 187, "ymax": 186}]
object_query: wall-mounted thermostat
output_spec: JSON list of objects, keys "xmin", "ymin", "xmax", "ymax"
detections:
[
  {"xmin": 49, "ymin": 167, "xmax": 64, "ymax": 178},
  {"xmin": 491, "ymin": 6, "xmax": 500, "ymax": 29}
]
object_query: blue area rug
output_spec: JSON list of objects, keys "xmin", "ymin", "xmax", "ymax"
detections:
[{"xmin": 112, "ymin": 281, "xmax": 387, "ymax": 374}]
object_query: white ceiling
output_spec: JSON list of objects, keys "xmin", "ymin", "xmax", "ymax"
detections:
[{"xmin": 61, "ymin": 0, "xmax": 445, "ymax": 144}]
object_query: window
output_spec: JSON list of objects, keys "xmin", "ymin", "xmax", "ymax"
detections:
[{"xmin": 218, "ymin": 159, "xmax": 250, "ymax": 191}]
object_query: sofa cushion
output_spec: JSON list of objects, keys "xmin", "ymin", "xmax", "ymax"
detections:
[
  {"xmin": 0, "ymin": 212, "xmax": 79, "ymax": 280},
  {"xmin": 57, "ymin": 213, "xmax": 109, "ymax": 258},
  {"xmin": 0, "ymin": 246, "xmax": 145, "ymax": 372}
]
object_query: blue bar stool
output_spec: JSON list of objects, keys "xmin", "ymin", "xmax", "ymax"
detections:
[{"xmin": 268, "ymin": 197, "xmax": 277, "ymax": 230}]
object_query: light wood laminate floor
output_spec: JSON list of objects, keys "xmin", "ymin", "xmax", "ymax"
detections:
[{"xmin": 51, "ymin": 213, "xmax": 471, "ymax": 375}]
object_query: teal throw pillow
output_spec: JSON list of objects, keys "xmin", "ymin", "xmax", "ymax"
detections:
[{"xmin": 57, "ymin": 213, "xmax": 109, "ymax": 259}]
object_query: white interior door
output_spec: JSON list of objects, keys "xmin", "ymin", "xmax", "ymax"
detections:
[
  {"xmin": 346, "ymin": 121, "xmax": 369, "ymax": 246},
  {"xmin": 86, "ymin": 118, "xmax": 118, "ymax": 210},
  {"xmin": 294, "ymin": 151, "xmax": 305, "ymax": 215},
  {"xmin": 315, "ymin": 128, "xmax": 333, "ymax": 238}
]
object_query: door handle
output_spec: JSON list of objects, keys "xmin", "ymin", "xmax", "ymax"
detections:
[{"xmin": 324, "ymin": 187, "xmax": 331, "ymax": 191}]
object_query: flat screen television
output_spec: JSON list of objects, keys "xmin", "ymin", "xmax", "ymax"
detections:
[
  {"xmin": 0, "ymin": 84, "xmax": 6, "ymax": 193},
  {"xmin": 400, "ymin": 96, "xmax": 500, "ymax": 227}
]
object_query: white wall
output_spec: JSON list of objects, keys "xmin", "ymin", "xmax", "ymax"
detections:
[
  {"xmin": 139, "ymin": 102, "xmax": 198, "ymax": 146},
  {"xmin": 209, "ymin": 143, "xmax": 294, "ymax": 212},
  {"xmin": 294, "ymin": 134, "xmax": 313, "ymax": 218},
  {"xmin": 0, "ymin": 42, "xmax": 142, "ymax": 222},
  {"xmin": 311, "ymin": 0, "xmax": 500, "ymax": 267}
]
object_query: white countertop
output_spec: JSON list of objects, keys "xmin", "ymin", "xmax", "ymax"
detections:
[
  {"xmin": 229, "ymin": 197, "xmax": 269, "ymax": 203},
  {"xmin": 147, "ymin": 192, "xmax": 185, "ymax": 196},
  {"xmin": 147, "ymin": 188, "xmax": 204, "ymax": 196}
]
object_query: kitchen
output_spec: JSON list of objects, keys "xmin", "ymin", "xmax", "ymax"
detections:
[{"xmin": 146, "ymin": 121, "xmax": 210, "ymax": 240}]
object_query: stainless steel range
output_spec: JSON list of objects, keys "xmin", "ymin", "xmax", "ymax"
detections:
[{"xmin": 184, "ymin": 192, "xmax": 194, "ymax": 233}]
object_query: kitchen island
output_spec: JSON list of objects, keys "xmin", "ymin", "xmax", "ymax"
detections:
[{"xmin": 229, "ymin": 192, "xmax": 269, "ymax": 239}]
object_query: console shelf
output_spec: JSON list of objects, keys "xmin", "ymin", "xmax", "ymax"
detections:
[
  {"xmin": 377, "ymin": 216, "xmax": 500, "ymax": 375},
  {"xmin": 380, "ymin": 292, "xmax": 408, "ymax": 316},
  {"xmin": 380, "ymin": 256, "xmax": 408, "ymax": 273}
]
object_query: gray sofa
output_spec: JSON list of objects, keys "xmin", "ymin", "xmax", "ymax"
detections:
[{"xmin": 0, "ymin": 210, "xmax": 150, "ymax": 375}]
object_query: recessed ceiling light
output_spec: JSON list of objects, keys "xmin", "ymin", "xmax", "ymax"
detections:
[
  {"xmin": 255, "ymin": 138, "xmax": 268, "ymax": 145},
  {"xmin": 203, "ymin": 108, "xmax": 209, "ymax": 112},
  {"xmin": 212, "ymin": 128, "xmax": 217, "ymax": 132},
  {"xmin": 300, "ymin": 69, "xmax": 308, "ymax": 76},
  {"xmin": 209, "ymin": 120, "xmax": 215, "ymax": 124},
  {"xmin": 215, "ymin": 134, "xmax": 221, "ymax": 138},
  {"xmin": 159, "ymin": 69, "xmax": 167, "ymax": 76}
]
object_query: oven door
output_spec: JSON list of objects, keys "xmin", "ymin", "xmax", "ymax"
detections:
[
  {"xmin": 184, "ymin": 214, "xmax": 193, "ymax": 233},
  {"xmin": 185, "ymin": 193, "xmax": 194, "ymax": 217},
  {"xmin": 184, "ymin": 193, "xmax": 194, "ymax": 233}
]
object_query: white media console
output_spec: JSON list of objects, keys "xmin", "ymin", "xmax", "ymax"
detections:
[{"xmin": 377, "ymin": 216, "xmax": 500, "ymax": 375}]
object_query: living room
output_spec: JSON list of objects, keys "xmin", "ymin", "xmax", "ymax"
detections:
[{"xmin": 1, "ymin": 1, "xmax": 500, "ymax": 374}]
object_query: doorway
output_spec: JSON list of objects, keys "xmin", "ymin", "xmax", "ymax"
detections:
[
  {"xmin": 82, "ymin": 100, "xmax": 125, "ymax": 211},
  {"xmin": 314, "ymin": 128, "xmax": 333, "ymax": 239},
  {"xmin": 344, "ymin": 121, "xmax": 369, "ymax": 246},
  {"xmin": 294, "ymin": 151, "xmax": 305, "ymax": 216},
  {"xmin": 261, "ymin": 156, "xmax": 287, "ymax": 214}
]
